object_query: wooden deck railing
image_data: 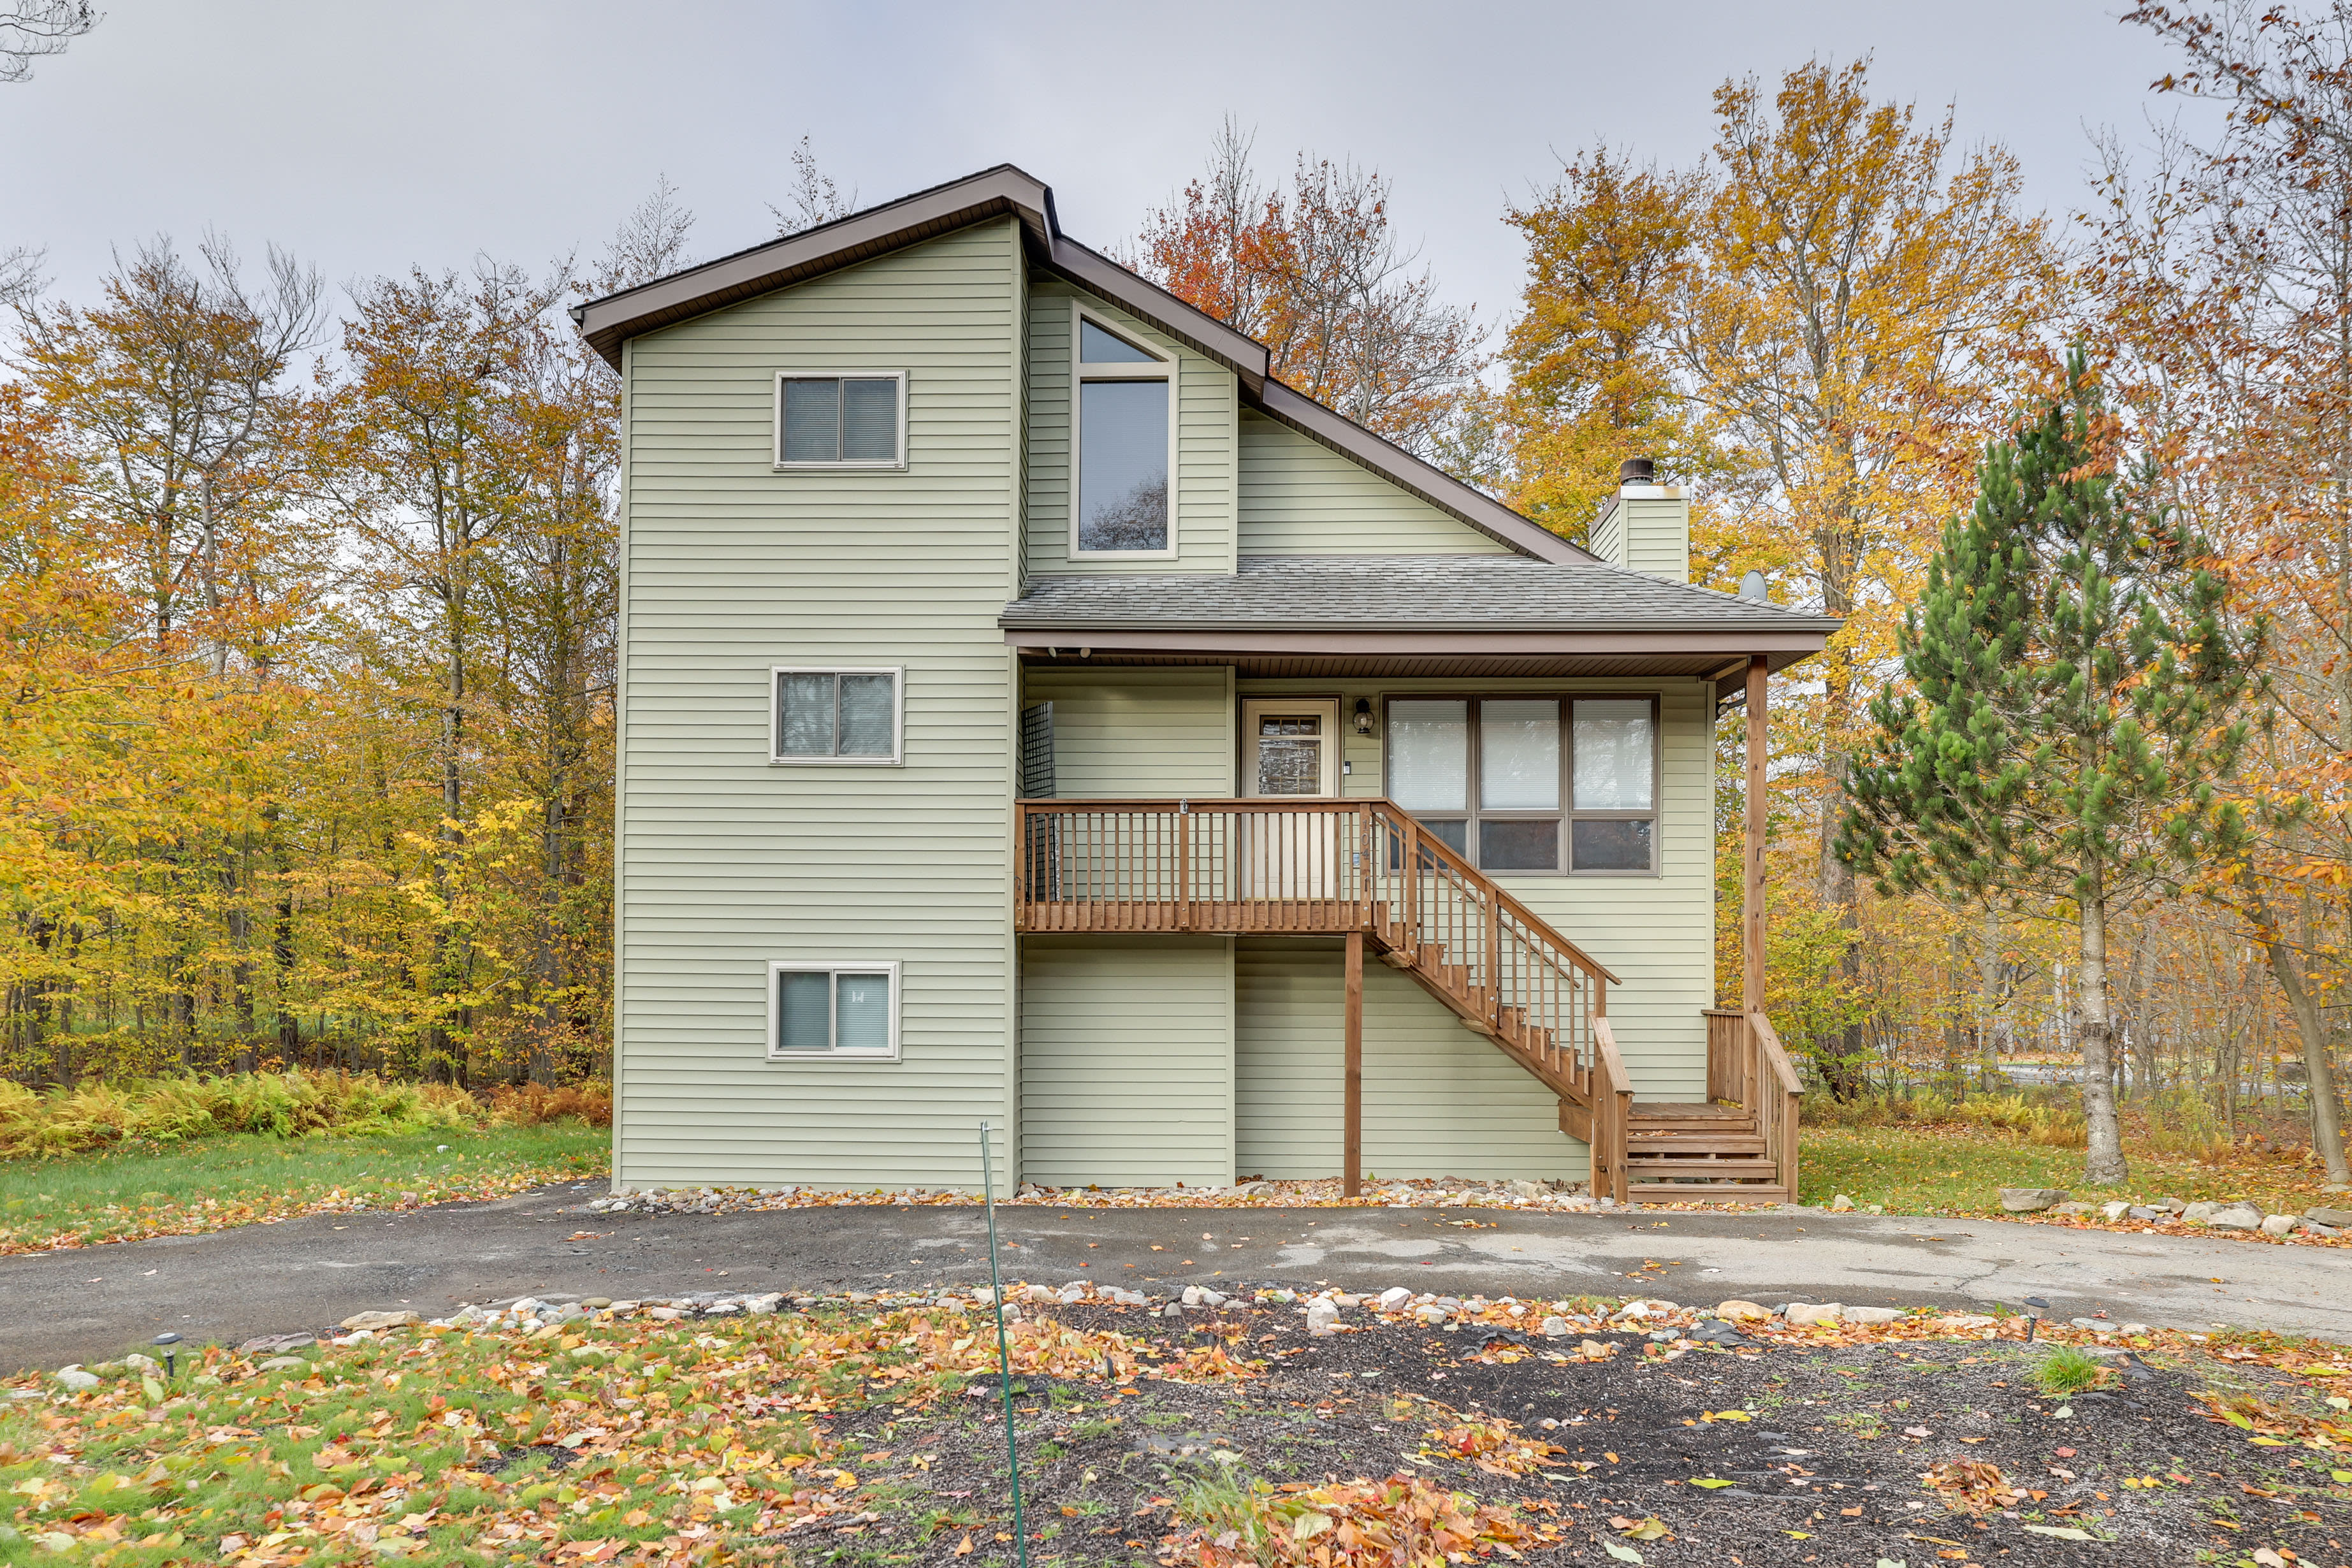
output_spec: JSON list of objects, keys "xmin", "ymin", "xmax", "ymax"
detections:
[
  {"xmin": 1015, "ymin": 797, "xmax": 1618, "ymax": 1103},
  {"xmin": 1590, "ymin": 1017, "xmax": 1634, "ymax": 1205},
  {"xmin": 1704, "ymin": 1005, "xmax": 1805, "ymax": 1200}
]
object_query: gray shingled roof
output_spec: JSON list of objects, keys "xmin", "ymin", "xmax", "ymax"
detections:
[{"xmin": 999, "ymin": 556, "xmax": 1838, "ymax": 634}]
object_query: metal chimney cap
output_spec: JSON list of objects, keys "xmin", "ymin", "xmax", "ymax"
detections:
[{"xmin": 1618, "ymin": 457, "xmax": 1655, "ymax": 484}]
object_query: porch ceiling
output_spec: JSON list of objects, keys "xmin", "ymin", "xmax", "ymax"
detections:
[{"xmin": 1013, "ymin": 647, "xmax": 1814, "ymax": 679}]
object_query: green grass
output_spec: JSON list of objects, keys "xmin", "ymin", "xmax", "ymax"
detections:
[
  {"xmin": 2033, "ymin": 1345, "xmax": 2109, "ymax": 1397},
  {"xmin": 1798, "ymin": 1124, "xmax": 2328, "ymax": 1219},
  {"xmin": 0, "ymin": 1124, "xmax": 608, "ymax": 1252}
]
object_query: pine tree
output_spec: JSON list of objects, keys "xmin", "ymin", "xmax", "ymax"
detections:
[{"xmin": 1840, "ymin": 353, "xmax": 2260, "ymax": 1185}]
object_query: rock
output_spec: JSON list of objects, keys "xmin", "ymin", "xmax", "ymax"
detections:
[
  {"xmin": 2125, "ymin": 1205, "xmax": 2168, "ymax": 1221},
  {"xmin": 1180, "ymin": 1286, "xmax": 1206, "ymax": 1307},
  {"xmin": 1509, "ymin": 1179, "xmax": 1543, "ymax": 1200},
  {"xmin": 1539, "ymin": 1316, "xmax": 1572, "ymax": 1337},
  {"xmin": 2205, "ymin": 1203, "xmax": 2263, "ymax": 1231},
  {"xmin": 1414, "ymin": 1304, "xmax": 1449, "ymax": 1326},
  {"xmin": 1463, "ymin": 1296, "xmax": 1492, "ymax": 1314},
  {"xmin": 743, "ymin": 1294, "xmax": 783, "ymax": 1315},
  {"xmin": 1609, "ymin": 1300, "xmax": 1651, "ymax": 1322},
  {"xmin": 122, "ymin": 1353, "xmax": 159, "ymax": 1372},
  {"xmin": 338, "ymin": 1310, "xmax": 421, "ymax": 1332},
  {"xmin": 581, "ymin": 1297, "xmax": 613, "ymax": 1310},
  {"xmin": 1305, "ymin": 1302, "xmax": 1340, "ymax": 1336},
  {"xmin": 1829, "ymin": 1193, "xmax": 1854, "ymax": 1212},
  {"xmin": 2050, "ymin": 1202, "xmax": 2098, "ymax": 1217},
  {"xmin": 1715, "ymin": 1300, "xmax": 1771, "ymax": 1322},
  {"xmin": 239, "ymin": 1333, "xmax": 317, "ymax": 1354},
  {"xmin": 1939, "ymin": 1314, "xmax": 1998, "ymax": 1332},
  {"xmin": 1159, "ymin": 1302, "xmax": 1184, "ymax": 1318},
  {"xmin": 2183, "ymin": 1200, "xmax": 2218, "ymax": 1224},
  {"xmin": 1999, "ymin": 1187, "xmax": 2070, "ymax": 1213},
  {"xmin": 2100, "ymin": 1201, "xmax": 2131, "ymax": 1221},
  {"xmin": 1842, "ymin": 1305, "xmax": 1902, "ymax": 1326},
  {"xmin": 2304, "ymin": 1205, "xmax": 2352, "ymax": 1230},
  {"xmin": 2300, "ymin": 1219, "xmax": 2342, "ymax": 1238},
  {"xmin": 2260, "ymin": 1214, "xmax": 2297, "ymax": 1237},
  {"xmin": 646, "ymin": 1307, "xmax": 683, "ymax": 1321},
  {"xmin": 1785, "ymin": 1302, "xmax": 1845, "ymax": 1326},
  {"xmin": 55, "ymin": 1367, "xmax": 98, "ymax": 1390},
  {"xmin": 258, "ymin": 1356, "xmax": 309, "ymax": 1372}
]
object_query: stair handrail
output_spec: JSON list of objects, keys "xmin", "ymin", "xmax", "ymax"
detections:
[
  {"xmin": 1748, "ymin": 1010, "xmax": 1804, "ymax": 1205},
  {"xmin": 1360, "ymin": 799, "xmax": 1622, "ymax": 987},
  {"xmin": 1592, "ymin": 1016, "xmax": 1633, "ymax": 1205}
]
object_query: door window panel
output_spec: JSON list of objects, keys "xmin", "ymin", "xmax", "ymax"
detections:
[{"xmin": 1254, "ymin": 715, "xmax": 1323, "ymax": 795}]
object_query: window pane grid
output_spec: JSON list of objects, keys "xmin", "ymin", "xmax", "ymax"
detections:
[
  {"xmin": 773, "ymin": 964, "xmax": 896, "ymax": 1056},
  {"xmin": 779, "ymin": 375, "xmax": 899, "ymax": 465},
  {"xmin": 1384, "ymin": 695, "xmax": 1655, "ymax": 875}
]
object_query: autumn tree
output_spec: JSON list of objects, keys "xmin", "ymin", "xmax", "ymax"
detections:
[
  {"xmin": 2100, "ymin": 0, "xmax": 2352, "ymax": 1180},
  {"xmin": 1135, "ymin": 121, "xmax": 1485, "ymax": 457},
  {"xmin": 1841, "ymin": 358, "xmax": 2260, "ymax": 1184},
  {"xmin": 1495, "ymin": 147, "xmax": 1709, "ymax": 540}
]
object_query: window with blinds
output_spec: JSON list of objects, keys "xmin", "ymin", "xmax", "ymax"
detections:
[
  {"xmin": 774, "ymin": 372, "xmax": 905, "ymax": 467},
  {"xmin": 769, "ymin": 961, "xmax": 899, "ymax": 1058},
  {"xmin": 771, "ymin": 667, "xmax": 903, "ymax": 764},
  {"xmin": 1384, "ymin": 695, "xmax": 1659, "ymax": 875}
]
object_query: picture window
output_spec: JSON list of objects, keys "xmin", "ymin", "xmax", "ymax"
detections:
[
  {"xmin": 1071, "ymin": 305, "xmax": 1174, "ymax": 555},
  {"xmin": 1383, "ymin": 695, "xmax": 1659, "ymax": 875}
]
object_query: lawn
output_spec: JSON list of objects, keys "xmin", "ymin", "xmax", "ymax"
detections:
[
  {"xmin": 1799, "ymin": 1122, "xmax": 2337, "ymax": 1221},
  {"xmin": 1, "ymin": 1288, "xmax": 2342, "ymax": 1567},
  {"xmin": 0, "ymin": 1124, "xmax": 609, "ymax": 1255}
]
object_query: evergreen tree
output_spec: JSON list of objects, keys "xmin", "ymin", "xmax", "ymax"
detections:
[{"xmin": 1840, "ymin": 354, "xmax": 2260, "ymax": 1185}]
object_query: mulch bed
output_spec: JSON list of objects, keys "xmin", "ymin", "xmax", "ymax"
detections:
[{"xmin": 810, "ymin": 1301, "xmax": 2349, "ymax": 1567}]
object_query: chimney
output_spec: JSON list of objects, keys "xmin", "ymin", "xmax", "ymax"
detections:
[{"xmin": 1588, "ymin": 457, "xmax": 1690, "ymax": 583}]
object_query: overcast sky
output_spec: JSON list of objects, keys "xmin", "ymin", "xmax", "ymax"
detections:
[{"xmin": 4, "ymin": 1, "xmax": 2224, "ymax": 326}]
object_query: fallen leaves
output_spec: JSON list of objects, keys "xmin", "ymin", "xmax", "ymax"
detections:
[
  {"xmin": 1921, "ymin": 1460, "xmax": 2026, "ymax": 1513},
  {"xmin": 1178, "ymin": 1474, "xmax": 1556, "ymax": 1568},
  {"xmin": 1416, "ymin": 1418, "xmax": 1564, "ymax": 1476}
]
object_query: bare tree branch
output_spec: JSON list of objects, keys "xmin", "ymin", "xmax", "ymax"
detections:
[{"xmin": 1, "ymin": 1, "xmax": 99, "ymax": 85}]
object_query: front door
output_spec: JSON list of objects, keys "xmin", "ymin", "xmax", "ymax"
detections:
[{"xmin": 1240, "ymin": 699, "xmax": 1340, "ymax": 899}]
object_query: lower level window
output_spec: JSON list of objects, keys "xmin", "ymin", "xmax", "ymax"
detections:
[
  {"xmin": 1384, "ymin": 695, "xmax": 1658, "ymax": 875},
  {"xmin": 769, "ymin": 961, "xmax": 900, "ymax": 1059}
]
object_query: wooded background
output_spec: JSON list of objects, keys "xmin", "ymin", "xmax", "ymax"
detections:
[{"xmin": 3, "ymin": 7, "xmax": 2347, "ymax": 1179}]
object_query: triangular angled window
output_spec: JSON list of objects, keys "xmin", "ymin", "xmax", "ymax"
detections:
[{"xmin": 1079, "ymin": 317, "xmax": 1160, "ymax": 365}]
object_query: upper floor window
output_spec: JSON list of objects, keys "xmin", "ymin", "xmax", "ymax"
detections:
[
  {"xmin": 1384, "ymin": 695, "xmax": 1658, "ymax": 875},
  {"xmin": 772, "ymin": 667, "xmax": 903, "ymax": 764},
  {"xmin": 1071, "ymin": 306, "xmax": 1173, "ymax": 555},
  {"xmin": 774, "ymin": 372, "xmax": 906, "ymax": 468}
]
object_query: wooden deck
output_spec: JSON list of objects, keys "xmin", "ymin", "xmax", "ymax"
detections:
[{"xmin": 1014, "ymin": 797, "xmax": 1803, "ymax": 1202}]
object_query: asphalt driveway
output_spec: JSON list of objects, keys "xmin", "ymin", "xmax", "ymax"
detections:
[{"xmin": 2, "ymin": 1183, "xmax": 2340, "ymax": 1372}]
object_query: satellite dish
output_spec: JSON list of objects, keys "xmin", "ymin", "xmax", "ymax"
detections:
[{"xmin": 1738, "ymin": 569, "xmax": 1769, "ymax": 602}]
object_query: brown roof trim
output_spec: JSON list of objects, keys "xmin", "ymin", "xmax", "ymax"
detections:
[
  {"xmin": 573, "ymin": 162, "xmax": 1590, "ymax": 563},
  {"xmin": 1005, "ymin": 626, "xmax": 1830, "ymax": 670},
  {"xmin": 1254, "ymin": 381, "xmax": 1586, "ymax": 563}
]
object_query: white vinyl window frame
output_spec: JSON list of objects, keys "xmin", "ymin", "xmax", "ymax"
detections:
[
  {"xmin": 766, "ymin": 959, "xmax": 902, "ymax": 1061},
  {"xmin": 1068, "ymin": 300, "xmax": 1180, "ymax": 560},
  {"xmin": 771, "ymin": 370, "xmax": 910, "ymax": 471},
  {"xmin": 769, "ymin": 665, "xmax": 906, "ymax": 766}
]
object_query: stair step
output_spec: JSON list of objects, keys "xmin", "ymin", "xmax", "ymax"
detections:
[
  {"xmin": 1625, "ymin": 1134, "xmax": 1768, "ymax": 1156},
  {"xmin": 1626, "ymin": 1184, "xmax": 1789, "ymax": 1204},
  {"xmin": 1622, "ymin": 1157, "xmax": 1780, "ymax": 1178},
  {"xmin": 1630, "ymin": 1101, "xmax": 1749, "ymax": 1121}
]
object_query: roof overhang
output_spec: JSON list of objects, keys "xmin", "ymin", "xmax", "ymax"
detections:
[
  {"xmin": 572, "ymin": 163, "xmax": 1591, "ymax": 565},
  {"xmin": 1006, "ymin": 626, "xmax": 1830, "ymax": 679}
]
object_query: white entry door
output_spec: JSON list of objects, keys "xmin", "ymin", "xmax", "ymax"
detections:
[{"xmin": 1240, "ymin": 699, "xmax": 1340, "ymax": 898}]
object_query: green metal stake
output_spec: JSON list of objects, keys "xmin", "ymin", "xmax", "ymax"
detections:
[{"xmin": 978, "ymin": 1121, "xmax": 1031, "ymax": 1568}]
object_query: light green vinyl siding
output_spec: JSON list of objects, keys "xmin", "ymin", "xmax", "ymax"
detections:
[
  {"xmin": 1235, "ymin": 938, "xmax": 1590, "ymax": 1181},
  {"xmin": 1592, "ymin": 491, "xmax": 1690, "ymax": 582},
  {"xmin": 1022, "ymin": 667, "xmax": 1233, "ymax": 797},
  {"xmin": 1024, "ymin": 282, "xmax": 1238, "ymax": 576},
  {"xmin": 1239, "ymin": 676, "xmax": 1715, "ymax": 1102},
  {"xmin": 616, "ymin": 219, "xmax": 1022, "ymax": 1192},
  {"xmin": 1237, "ymin": 410, "xmax": 1511, "ymax": 555},
  {"xmin": 1020, "ymin": 936, "xmax": 1235, "ymax": 1186}
]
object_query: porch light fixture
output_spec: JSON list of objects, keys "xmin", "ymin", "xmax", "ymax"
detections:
[{"xmin": 1353, "ymin": 699, "xmax": 1375, "ymax": 737}]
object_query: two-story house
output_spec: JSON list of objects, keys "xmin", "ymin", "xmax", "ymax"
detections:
[{"xmin": 572, "ymin": 166, "xmax": 1834, "ymax": 1203}]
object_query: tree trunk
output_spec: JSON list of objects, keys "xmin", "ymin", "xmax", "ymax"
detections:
[
  {"xmin": 2076, "ymin": 878, "xmax": 2129, "ymax": 1186},
  {"xmin": 2254, "ymin": 910, "xmax": 2352, "ymax": 1186}
]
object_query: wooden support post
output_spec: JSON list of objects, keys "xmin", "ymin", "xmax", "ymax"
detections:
[
  {"xmin": 1743, "ymin": 655, "xmax": 1768, "ymax": 1017},
  {"xmin": 1344, "ymin": 929, "xmax": 1364, "ymax": 1198}
]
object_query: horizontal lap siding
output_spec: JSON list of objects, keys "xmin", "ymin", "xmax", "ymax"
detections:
[
  {"xmin": 618, "ymin": 221, "xmax": 1020, "ymax": 1192},
  {"xmin": 1237, "ymin": 411, "xmax": 1512, "ymax": 555},
  {"xmin": 1235, "ymin": 938, "xmax": 1590, "ymax": 1182},
  {"xmin": 1020, "ymin": 937, "xmax": 1235, "ymax": 1187},
  {"xmin": 1237, "ymin": 676, "xmax": 1715, "ymax": 1102},
  {"xmin": 1022, "ymin": 667, "xmax": 1234, "ymax": 797},
  {"xmin": 1024, "ymin": 282, "xmax": 1236, "ymax": 577}
]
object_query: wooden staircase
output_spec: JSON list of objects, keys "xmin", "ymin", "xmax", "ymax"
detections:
[{"xmin": 1013, "ymin": 797, "xmax": 1803, "ymax": 1204}]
